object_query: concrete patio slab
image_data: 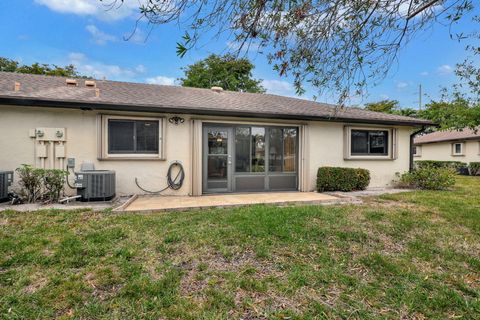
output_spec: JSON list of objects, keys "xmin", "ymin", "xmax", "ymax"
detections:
[{"xmin": 119, "ymin": 192, "xmax": 359, "ymax": 212}]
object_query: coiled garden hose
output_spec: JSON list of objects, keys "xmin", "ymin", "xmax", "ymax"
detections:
[
  {"xmin": 135, "ymin": 161, "xmax": 185, "ymax": 193},
  {"xmin": 66, "ymin": 167, "xmax": 76, "ymax": 189}
]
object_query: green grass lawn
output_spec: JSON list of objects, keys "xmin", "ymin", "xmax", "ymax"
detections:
[{"xmin": 1, "ymin": 176, "xmax": 479, "ymax": 319}]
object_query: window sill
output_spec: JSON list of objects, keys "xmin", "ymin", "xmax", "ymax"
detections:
[
  {"xmin": 344, "ymin": 156, "xmax": 393, "ymax": 161},
  {"xmin": 98, "ymin": 156, "xmax": 166, "ymax": 161},
  {"xmin": 452, "ymin": 154, "xmax": 465, "ymax": 157}
]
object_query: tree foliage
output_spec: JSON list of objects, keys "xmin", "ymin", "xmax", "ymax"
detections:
[
  {"xmin": 179, "ymin": 54, "xmax": 265, "ymax": 93},
  {"xmin": 415, "ymin": 22, "xmax": 480, "ymax": 131},
  {"xmin": 0, "ymin": 57, "xmax": 85, "ymax": 77},
  {"xmin": 420, "ymin": 98, "xmax": 480, "ymax": 130},
  {"xmin": 112, "ymin": 0, "xmax": 475, "ymax": 101},
  {"xmin": 364, "ymin": 99, "xmax": 419, "ymax": 117},
  {"xmin": 364, "ymin": 98, "xmax": 480, "ymax": 130},
  {"xmin": 453, "ymin": 15, "xmax": 480, "ymax": 103},
  {"xmin": 365, "ymin": 100, "xmax": 401, "ymax": 113}
]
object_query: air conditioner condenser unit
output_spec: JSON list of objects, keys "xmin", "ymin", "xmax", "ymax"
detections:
[
  {"xmin": 75, "ymin": 170, "xmax": 116, "ymax": 202},
  {"xmin": 0, "ymin": 171, "xmax": 14, "ymax": 203}
]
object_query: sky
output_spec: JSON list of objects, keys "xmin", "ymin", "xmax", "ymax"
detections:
[{"xmin": 0, "ymin": 0, "xmax": 478, "ymax": 108}]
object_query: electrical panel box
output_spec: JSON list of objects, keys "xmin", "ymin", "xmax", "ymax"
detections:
[
  {"xmin": 36, "ymin": 143, "xmax": 47, "ymax": 158},
  {"xmin": 34, "ymin": 128, "xmax": 66, "ymax": 142},
  {"xmin": 67, "ymin": 158, "xmax": 75, "ymax": 168},
  {"xmin": 55, "ymin": 143, "xmax": 66, "ymax": 158}
]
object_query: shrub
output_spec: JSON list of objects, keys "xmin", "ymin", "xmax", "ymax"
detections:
[
  {"xmin": 469, "ymin": 162, "xmax": 480, "ymax": 176},
  {"xmin": 398, "ymin": 167, "xmax": 455, "ymax": 190},
  {"xmin": 43, "ymin": 169, "xmax": 68, "ymax": 202},
  {"xmin": 317, "ymin": 167, "xmax": 370, "ymax": 192},
  {"xmin": 15, "ymin": 164, "xmax": 67, "ymax": 203},
  {"xmin": 16, "ymin": 164, "xmax": 45, "ymax": 203},
  {"xmin": 415, "ymin": 160, "xmax": 467, "ymax": 171}
]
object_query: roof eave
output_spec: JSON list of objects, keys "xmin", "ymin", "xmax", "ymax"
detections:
[
  {"xmin": 414, "ymin": 136, "xmax": 480, "ymax": 145},
  {"xmin": 0, "ymin": 96, "xmax": 434, "ymax": 127}
]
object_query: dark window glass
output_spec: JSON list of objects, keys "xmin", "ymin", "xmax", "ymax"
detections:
[
  {"xmin": 235, "ymin": 126, "xmax": 297, "ymax": 173},
  {"xmin": 208, "ymin": 130, "xmax": 228, "ymax": 154},
  {"xmin": 268, "ymin": 128, "xmax": 283, "ymax": 172},
  {"xmin": 351, "ymin": 130, "xmax": 388, "ymax": 155},
  {"xmin": 351, "ymin": 130, "xmax": 369, "ymax": 154},
  {"xmin": 369, "ymin": 131, "xmax": 388, "ymax": 154},
  {"xmin": 108, "ymin": 120, "xmax": 134, "ymax": 153},
  {"xmin": 283, "ymin": 128, "xmax": 297, "ymax": 172},
  {"xmin": 235, "ymin": 127, "xmax": 250, "ymax": 172},
  {"xmin": 207, "ymin": 156, "xmax": 227, "ymax": 179},
  {"xmin": 454, "ymin": 143, "xmax": 462, "ymax": 154},
  {"xmin": 136, "ymin": 121, "xmax": 159, "ymax": 153},
  {"xmin": 108, "ymin": 119, "xmax": 159, "ymax": 154},
  {"xmin": 251, "ymin": 127, "xmax": 265, "ymax": 172}
]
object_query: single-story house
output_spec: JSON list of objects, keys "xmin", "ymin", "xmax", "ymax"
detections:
[
  {"xmin": 0, "ymin": 72, "xmax": 432, "ymax": 196},
  {"xmin": 414, "ymin": 128, "xmax": 480, "ymax": 162}
]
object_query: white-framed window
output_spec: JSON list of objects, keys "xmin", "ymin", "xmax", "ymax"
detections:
[
  {"xmin": 98, "ymin": 114, "xmax": 165, "ymax": 160},
  {"xmin": 344, "ymin": 126, "xmax": 396, "ymax": 160},
  {"xmin": 413, "ymin": 145, "xmax": 421, "ymax": 157},
  {"xmin": 452, "ymin": 142, "xmax": 464, "ymax": 156}
]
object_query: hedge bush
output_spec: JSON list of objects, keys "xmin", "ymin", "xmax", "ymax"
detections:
[
  {"xmin": 415, "ymin": 160, "xmax": 467, "ymax": 170},
  {"xmin": 317, "ymin": 167, "xmax": 370, "ymax": 192},
  {"xmin": 469, "ymin": 162, "xmax": 480, "ymax": 176},
  {"xmin": 15, "ymin": 164, "xmax": 68, "ymax": 203},
  {"xmin": 398, "ymin": 167, "xmax": 455, "ymax": 190}
]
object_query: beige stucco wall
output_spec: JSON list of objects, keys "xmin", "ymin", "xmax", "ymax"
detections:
[
  {"xmin": 0, "ymin": 105, "xmax": 415, "ymax": 196},
  {"xmin": 415, "ymin": 140, "xmax": 480, "ymax": 163},
  {"xmin": 307, "ymin": 122, "xmax": 413, "ymax": 188},
  {"xmin": 0, "ymin": 105, "xmax": 193, "ymax": 196}
]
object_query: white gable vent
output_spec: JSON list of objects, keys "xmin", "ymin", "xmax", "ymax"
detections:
[
  {"xmin": 85, "ymin": 80, "xmax": 96, "ymax": 88},
  {"xmin": 211, "ymin": 86, "xmax": 223, "ymax": 93},
  {"xmin": 66, "ymin": 79, "xmax": 77, "ymax": 86}
]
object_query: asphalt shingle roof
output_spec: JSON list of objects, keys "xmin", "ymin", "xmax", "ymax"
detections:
[
  {"xmin": 0, "ymin": 72, "xmax": 432, "ymax": 126},
  {"xmin": 414, "ymin": 128, "xmax": 480, "ymax": 144}
]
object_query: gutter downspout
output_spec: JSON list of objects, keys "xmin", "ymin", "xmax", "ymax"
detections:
[{"xmin": 410, "ymin": 126, "xmax": 427, "ymax": 172}]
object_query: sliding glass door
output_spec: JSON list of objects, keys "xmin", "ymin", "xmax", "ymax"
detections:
[{"xmin": 203, "ymin": 124, "xmax": 298, "ymax": 193}]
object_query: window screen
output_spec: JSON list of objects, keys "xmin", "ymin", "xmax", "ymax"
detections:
[
  {"xmin": 268, "ymin": 128, "xmax": 283, "ymax": 172},
  {"xmin": 108, "ymin": 119, "xmax": 159, "ymax": 154},
  {"xmin": 236, "ymin": 126, "xmax": 297, "ymax": 173},
  {"xmin": 283, "ymin": 128, "xmax": 297, "ymax": 172},
  {"xmin": 351, "ymin": 130, "xmax": 389, "ymax": 156},
  {"xmin": 251, "ymin": 127, "xmax": 265, "ymax": 172},
  {"xmin": 235, "ymin": 127, "xmax": 250, "ymax": 172}
]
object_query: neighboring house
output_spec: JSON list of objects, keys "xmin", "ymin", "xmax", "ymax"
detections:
[
  {"xmin": 414, "ymin": 128, "xmax": 480, "ymax": 163},
  {"xmin": 0, "ymin": 72, "xmax": 432, "ymax": 196}
]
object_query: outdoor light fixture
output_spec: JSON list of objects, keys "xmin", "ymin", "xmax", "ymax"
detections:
[{"xmin": 168, "ymin": 116, "xmax": 185, "ymax": 125}]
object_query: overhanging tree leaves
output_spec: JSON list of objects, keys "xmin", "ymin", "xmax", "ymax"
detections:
[
  {"xmin": 111, "ymin": 0, "xmax": 475, "ymax": 102},
  {"xmin": 179, "ymin": 54, "xmax": 265, "ymax": 93},
  {"xmin": 417, "ymin": 22, "xmax": 480, "ymax": 130}
]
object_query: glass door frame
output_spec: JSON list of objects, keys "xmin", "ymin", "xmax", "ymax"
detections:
[
  {"xmin": 202, "ymin": 123, "xmax": 299, "ymax": 194},
  {"xmin": 202, "ymin": 125, "xmax": 234, "ymax": 194}
]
